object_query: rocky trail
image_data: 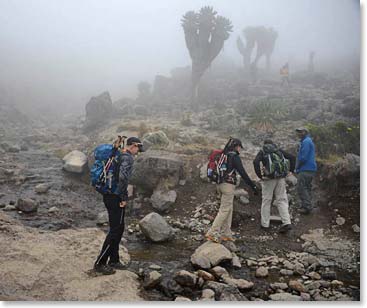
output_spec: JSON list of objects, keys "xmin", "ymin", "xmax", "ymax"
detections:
[{"xmin": 0, "ymin": 78, "xmax": 360, "ymax": 301}]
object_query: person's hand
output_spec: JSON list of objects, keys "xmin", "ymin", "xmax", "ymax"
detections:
[
  {"xmin": 252, "ymin": 186, "xmax": 259, "ymax": 196},
  {"xmin": 120, "ymin": 201, "xmax": 127, "ymax": 208}
]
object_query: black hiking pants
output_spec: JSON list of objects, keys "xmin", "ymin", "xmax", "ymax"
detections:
[{"xmin": 95, "ymin": 194, "xmax": 125, "ymax": 266}]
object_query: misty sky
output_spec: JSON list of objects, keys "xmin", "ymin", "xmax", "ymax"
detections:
[{"xmin": 0, "ymin": 0, "xmax": 360, "ymax": 113}]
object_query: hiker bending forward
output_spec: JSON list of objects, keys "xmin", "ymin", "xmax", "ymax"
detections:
[
  {"xmin": 94, "ymin": 137, "xmax": 144, "ymax": 275},
  {"xmin": 253, "ymin": 140, "xmax": 295, "ymax": 233},
  {"xmin": 206, "ymin": 138, "xmax": 257, "ymax": 243}
]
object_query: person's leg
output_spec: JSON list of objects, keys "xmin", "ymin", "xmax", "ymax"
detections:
[
  {"xmin": 273, "ymin": 178, "xmax": 291, "ymax": 225},
  {"xmin": 261, "ymin": 179, "xmax": 276, "ymax": 228},
  {"xmin": 221, "ymin": 184, "xmax": 236, "ymax": 239},
  {"xmin": 95, "ymin": 195, "xmax": 121, "ymax": 266},
  {"xmin": 108, "ymin": 197, "xmax": 125, "ymax": 264},
  {"xmin": 206, "ymin": 183, "xmax": 235, "ymax": 240},
  {"xmin": 297, "ymin": 172, "xmax": 314, "ymax": 212}
]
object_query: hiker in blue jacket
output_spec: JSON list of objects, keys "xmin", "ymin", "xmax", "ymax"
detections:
[{"xmin": 295, "ymin": 128, "xmax": 317, "ymax": 214}]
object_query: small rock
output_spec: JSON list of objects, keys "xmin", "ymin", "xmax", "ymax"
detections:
[
  {"xmin": 62, "ymin": 150, "xmax": 87, "ymax": 174},
  {"xmin": 307, "ymin": 271, "xmax": 321, "ymax": 280},
  {"xmin": 210, "ymin": 266, "xmax": 229, "ymax": 279},
  {"xmin": 139, "ymin": 212, "xmax": 173, "ymax": 242},
  {"xmin": 239, "ymin": 196, "xmax": 249, "ymax": 205},
  {"xmin": 174, "ymin": 296, "xmax": 191, "ymax": 301},
  {"xmin": 197, "ymin": 270, "xmax": 215, "ymax": 281},
  {"xmin": 48, "ymin": 206, "xmax": 59, "ymax": 213},
  {"xmin": 231, "ymin": 253, "xmax": 242, "ymax": 269},
  {"xmin": 269, "ymin": 293, "xmax": 302, "ymax": 301},
  {"xmin": 191, "ymin": 241, "xmax": 232, "ymax": 269},
  {"xmin": 246, "ymin": 259, "xmax": 258, "ymax": 267},
  {"xmin": 255, "ymin": 266, "xmax": 269, "ymax": 278},
  {"xmin": 35, "ymin": 183, "xmax": 51, "ymax": 194},
  {"xmin": 202, "ymin": 219, "xmax": 210, "ymax": 225},
  {"xmin": 280, "ymin": 269, "xmax": 294, "ymax": 276},
  {"xmin": 143, "ymin": 271, "xmax": 162, "ymax": 289},
  {"xmin": 321, "ymin": 271, "xmax": 337, "ymax": 280},
  {"xmin": 352, "ymin": 224, "xmax": 360, "ymax": 233},
  {"xmin": 150, "ymin": 189, "xmax": 177, "ymax": 213},
  {"xmin": 270, "ymin": 282, "xmax": 288, "ymax": 290},
  {"xmin": 331, "ymin": 280, "xmax": 344, "ymax": 288},
  {"xmin": 16, "ymin": 198, "xmax": 38, "ymax": 213},
  {"xmin": 288, "ymin": 280, "xmax": 306, "ymax": 293},
  {"xmin": 335, "ymin": 217, "xmax": 345, "ymax": 226},
  {"xmin": 3, "ymin": 205, "xmax": 16, "ymax": 211},
  {"xmin": 200, "ymin": 289, "xmax": 215, "ymax": 301},
  {"xmin": 173, "ymin": 270, "xmax": 197, "ymax": 287},
  {"xmin": 223, "ymin": 277, "xmax": 254, "ymax": 290},
  {"xmin": 283, "ymin": 260, "xmax": 295, "ymax": 270},
  {"xmin": 148, "ymin": 264, "xmax": 162, "ymax": 271},
  {"xmin": 300, "ymin": 292, "xmax": 311, "ymax": 301}
]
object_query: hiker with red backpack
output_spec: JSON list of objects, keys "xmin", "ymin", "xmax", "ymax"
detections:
[
  {"xmin": 206, "ymin": 138, "xmax": 258, "ymax": 247},
  {"xmin": 253, "ymin": 139, "xmax": 296, "ymax": 233},
  {"xmin": 91, "ymin": 136, "xmax": 144, "ymax": 275}
]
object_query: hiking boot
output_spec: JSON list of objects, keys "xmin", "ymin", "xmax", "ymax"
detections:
[
  {"xmin": 298, "ymin": 208, "xmax": 312, "ymax": 215},
  {"xmin": 94, "ymin": 264, "xmax": 116, "ymax": 275},
  {"xmin": 205, "ymin": 234, "xmax": 220, "ymax": 243},
  {"xmin": 222, "ymin": 241, "xmax": 238, "ymax": 252},
  {"xmin": 220, "ymin": 236, "xmax": 235, "ymax": 242},
  {"xmin": 279, "ymin": 224, "xmax": 292, "ymax": 233},
  {"xmin": 108, "ymin": 262, "xmax": 127, "ymax": 270}
]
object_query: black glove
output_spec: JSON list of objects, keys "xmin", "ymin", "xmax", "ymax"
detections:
[{"xmin": 252, "ymin": 185, "xmax": 259, "ymax": 196}]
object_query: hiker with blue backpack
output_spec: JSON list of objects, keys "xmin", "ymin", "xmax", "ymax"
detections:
[
  {"xmin": 253, "ymin": 140, "xmax": 296, "ymax": 233},
  {"xmin": 206, "ymin": 138, "xmax": 258, "ymax": 249},
  {"xmin": 91, "ymin": 136, "xmax": 144, "ymax": 275}
]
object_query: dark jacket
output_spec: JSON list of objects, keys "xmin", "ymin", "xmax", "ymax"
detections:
[
  {"xmin": 296, "ymin": 135, "xmax": 317, "ymax": 173},
  {"xmin": 253, "ymin": 146, "xmax": 296, "ymax": 179},
  {"xmin": 116, "ymin": 151, "xmax": 134, "ymax": 201},
  {"xmin": 224, "ymin": 151, "xmax": 256, "ymax": 189}
]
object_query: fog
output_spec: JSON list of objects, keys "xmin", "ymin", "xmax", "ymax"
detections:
[{"xmin": 0, "ymin": 0, "xmax": 360, "ymax": 114}]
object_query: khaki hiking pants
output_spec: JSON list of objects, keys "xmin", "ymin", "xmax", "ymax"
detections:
[
  {"xmin": 207, "ymin": 183, "xmax": 235, "ymax": 239},
  {"xmin": 261, "ymin": 178, "xmax": 291, "ymax": 228}
]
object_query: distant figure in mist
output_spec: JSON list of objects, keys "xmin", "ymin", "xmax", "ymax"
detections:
[{"xmin": 280, "ymin": 63, "xmax": 290, "ymax": 87}]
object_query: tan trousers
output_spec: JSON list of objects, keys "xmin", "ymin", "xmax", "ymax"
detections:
[
  {"xmin": 207, "ymin": 183, "xmax": 235, "ymax": 239},
  {"xmin": 261, "ymin": 178, "xmax": 291, "ymax": 227}
]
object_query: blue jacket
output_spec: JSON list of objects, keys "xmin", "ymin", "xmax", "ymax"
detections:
[{"xmin": 296, "ymin": 135, "xmax": 317, "ymax": 173}]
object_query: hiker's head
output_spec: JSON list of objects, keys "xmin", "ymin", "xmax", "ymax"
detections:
[
  {"xmin": 295, "ymin": 127, "xmax": 308, "ymax": 139},
  {"xmin": 263, "ymin": 139, "xmax": 274, "ymax": 145},
  {"xmin": 230, "ymin": 138, "xmax": 244, "ymax": 152},
  {"xmin": 126, "ymin": 137, "xmax": 145, "ymax": 155}
]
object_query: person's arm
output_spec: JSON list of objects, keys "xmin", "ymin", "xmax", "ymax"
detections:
[
  {"xmin": 297, "ymin": 140, "xmax": 311, "ymax": 169},
  {"xmin": 233, "ymin": 155, "xmax": 256, "ymax": 190},
  {"xmin": 281, "ymin": 150, "xmax": 296, "ymax": 173},
  {"xmin": 253, "ymin": 151, "xmax": 263, "ymax": 179},
  {"xmin": 118, "ymin": 155, "xmax": 133, "ymax": 201}
]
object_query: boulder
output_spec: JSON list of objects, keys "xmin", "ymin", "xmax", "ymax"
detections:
[
  {"xmin": 62, "ymin": 150, "xmax": 87, "ymax": 174},
  {"xmin": 150, "ymin": 189, "xmax": 177, "ymax": 213},
  {"xmin": 16, "ymin": 198, "xmax": 38, "ymax": 213},
  {"xmin": 269, "ymin": 293, "xmax": 302, "ymax": 301},
  {"xmin": 139, "ymin": 213, "xmax": 173, "ymax": 242},
  {"xmin": 130, "ymin": 150, "xmax": 183, "ymax": 191},
  {"xmin": 191, "ymin": 241, "xmax": 233, "ymax": 269},
  {"xmin": 96, "ymin": 212, "xmax": 108, "ymax": 226},
  {"xmin": 173, "ymin": 270, "xmax": 197, "ymax": 287},
  {"xmin": 84, "ymin": 91, "xmax": 113, "ymax": 130}
]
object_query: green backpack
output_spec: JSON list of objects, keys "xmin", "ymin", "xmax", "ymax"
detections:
[{"xmin": 262, "ymin": 144, "xmax": 290, "ymax": 178}]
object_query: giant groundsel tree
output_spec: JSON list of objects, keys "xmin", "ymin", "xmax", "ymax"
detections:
[{"xmin": 182, "ymin": 6, "xmax": 232, "ymax": 107}]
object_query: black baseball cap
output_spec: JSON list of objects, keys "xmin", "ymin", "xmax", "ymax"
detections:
[
  {"xmin": 232, "ymin": 138, "xmax": 244, "ymax": 149},
  {"xmin": 127, "ymin": 137, "xmax": 145, "ymax": 152}
]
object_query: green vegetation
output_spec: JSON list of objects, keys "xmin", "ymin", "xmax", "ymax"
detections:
[
  {"xmin": 307, "ymin": 121, "xmax": 359, "ymax": 158},
  {"xmin": 248, "ymin": 99, "xmax": 288, "ymax": 132}
]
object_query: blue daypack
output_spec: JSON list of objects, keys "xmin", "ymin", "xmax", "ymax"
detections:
[{"xmin": 90, "ymin": 144, "xmax": 122, "ymax": 195}]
